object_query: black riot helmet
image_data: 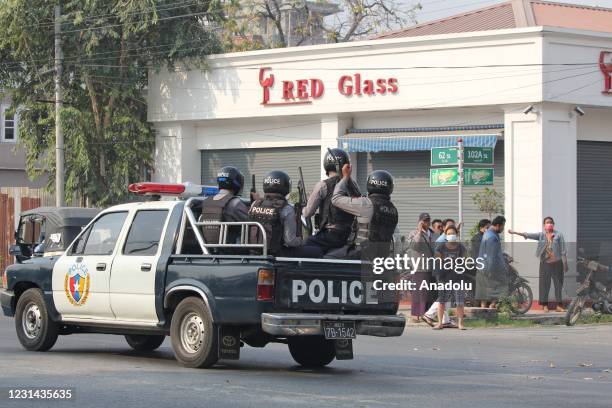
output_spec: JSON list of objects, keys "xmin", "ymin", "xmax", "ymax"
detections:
[
  {"xmin": 263, "ymin": 170, "xmax": 291, "ymax": 196},
  {"xmin": 323, "ymin": 148, "xmax": 350, "ymax": 175},
  {"xmin": 367, "ymin": 170, "xmax": 394, "ymax": 196},
  {"xmin": 217, "ymin": 166, "xmax": 244, "ymax": 194}
]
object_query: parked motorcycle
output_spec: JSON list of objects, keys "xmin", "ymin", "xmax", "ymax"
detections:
[
  {"xmin": 464, "ymin": 253, "xmax": 533, "ymax": 314},
  {"xmin": 565, "ymin": 256, "xmax": 612, "ymax": 326},
  {"xmin": 504, "ymin": 254, "xmax": 534, "ymax": 314}
]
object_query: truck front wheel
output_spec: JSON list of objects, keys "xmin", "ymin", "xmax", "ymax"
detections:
[
  {"xmin": 170, "ymin": 297, "xmax": 218, "ymax": 368},
  {"xmin": 15, "ymin": 288, "xmax": 59, "ymax": 351},
  {"xmin": 125, "ymin": 335, "xmax": 166, "ymax": 351},
  {"xmin": 288, "ymin": 336, "xmax": 336, "ymax": 368}
]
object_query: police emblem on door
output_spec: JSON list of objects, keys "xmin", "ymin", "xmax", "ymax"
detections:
[{"xmin": 64, "ymin": 262, "xmax": 90, "ymax": 306}]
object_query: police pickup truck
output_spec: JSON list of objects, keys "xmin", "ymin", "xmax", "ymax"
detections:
[{"xmin": 1, "ymin": 182, "xmax": 405, "ymax": 369}]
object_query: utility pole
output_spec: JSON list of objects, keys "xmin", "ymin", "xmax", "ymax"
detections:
[
  {"xmin": 54, "ymin": 2, "xmax": 65, "ymax": 206},
  {"xmin": 457, "ymin": 138, "xmax": 464, "ymax": 240}
]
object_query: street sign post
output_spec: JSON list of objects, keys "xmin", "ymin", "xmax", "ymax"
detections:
[
  {"xmin": 464, "ymin": 168, "xmax": 494, "ymax": 185},
  {"xmin": 430, "ymin": 143, "xmax": 495, "ymax": 239},
  {"xmin": 464, "ymin": 147, "xmax": 494, "ymax": 165},
  {"xmin": 431, "ymin": 147, "xmax": 458, "ymax": 166},
  {"xmin": 429, "ymin": 168, "xmax": 459, "ymax": 187},
  {"xmin": 431, "ymin": 147, "xmax": 493, "ymax": 165}
]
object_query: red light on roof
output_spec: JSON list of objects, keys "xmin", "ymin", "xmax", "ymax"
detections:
[{"xmin": 128, "ymin": 182, "xmax": 186, "ymax": 195}]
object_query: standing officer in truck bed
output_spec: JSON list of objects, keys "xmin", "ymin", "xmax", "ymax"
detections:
[
  {"xmin": 302, "ymin": 148, "xmax": 357, "ymax": 255},
  {"xmin": 330, "ymin": 163, "xmax": 398, "ymax": 260}
]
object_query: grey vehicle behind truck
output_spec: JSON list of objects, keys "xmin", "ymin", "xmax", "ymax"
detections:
[{"xmin": 1, "ymin": 186, "xmax": 405, "ymax": 369}]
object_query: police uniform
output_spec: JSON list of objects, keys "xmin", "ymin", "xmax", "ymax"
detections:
[
  {"xmin": 303, "ymin": 176, "xmax": 356, "ymax": 253},
  {"xmin": 330, "ymin": 177, "xmax": 398, "ymax": 259},
  {"xmin": 249, "ymin": 194, "xmax": 322, "ymax": 258},
  {"xmin": 199, "ymin": 189, "xmax": 249, "ymax": 252}
]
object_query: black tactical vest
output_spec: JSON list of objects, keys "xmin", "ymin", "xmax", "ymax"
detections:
[
  {"xmin": 248, "ymin": 194, "xmax": 286, "ymax": 255},
  {"xmin": 356, "ymin": 194, "xmax": 398, "ymax": 257},
  {"xmin": 199, "ymin": 193, "xmax": 234, "ymax": 244},
  {"xmin": 318, "ymin": 176, "xmax": 355, "ymax": 233}
]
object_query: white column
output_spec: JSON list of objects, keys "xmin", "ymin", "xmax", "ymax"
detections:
[
  {"xmin": 504, "ymin": 103, "xmax": 577, "ymax": 302},
  {"xmin": 541, "ymin": 104, "xmax": 577, "ymax": 242},
  {"xmin": 153, "ymin": 123, "xmax": 199, "ymax": 183},
  {"xmin": 504, "ymin": 104, "xmax": 577, "ymax": 241}
]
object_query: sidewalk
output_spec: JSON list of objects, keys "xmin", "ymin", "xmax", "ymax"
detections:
[{"xmin": 399, "ymin": 305, "xmax": 566, "ymax": 327}]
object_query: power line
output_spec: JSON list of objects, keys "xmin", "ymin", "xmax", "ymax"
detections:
[
  {"xmin": 60, "ymin": 10, "xmax": 213, "ymax": 34},
  {"xmin": 20, "ymin": 0, "xmax": 203, "ymax": 30},
  {"xmin": 146, "ymin": 68, "xmax": 601, "ymax": 122},
  {"xmin": 41, "ymin": 72, "xmax": 604, "ymax": 147}
]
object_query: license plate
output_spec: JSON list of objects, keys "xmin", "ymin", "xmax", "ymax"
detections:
[{"xmin": 322, "ymin": 321, "xmax": 356, "ymax": 340}]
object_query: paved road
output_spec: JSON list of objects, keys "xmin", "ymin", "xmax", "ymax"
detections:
[{"xmin": 0, "ymin": 315, "xmax": 610, "ymax": 408}]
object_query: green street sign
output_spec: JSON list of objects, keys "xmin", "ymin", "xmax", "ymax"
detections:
[
  {"xmin": 431, "ymin": 147, "xmax": 457, "ymax": 166},
  {"xmin": 465, "ymin": 168, "xmax": 494, "ymax": 185},
  {"xmin": 430, "ymin": 168, "xmax": 459, "ymax": 187},
  {"xmin": 464, "ymin": 147, "xmax": 494, "ymax": 165},
  {"xmin": 431, "ymin": 146, "xmax": 494, "ymax": 165}
]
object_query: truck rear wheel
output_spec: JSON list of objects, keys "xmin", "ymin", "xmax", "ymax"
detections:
[
  {"xmin": 125, "ymin": 335, "xmax": 166, "ymax": 351},
  {"xmin": 15, "ymin": 288, "xmax": 59, "ymax": 351},
  {"xmin": 170, "ymin": 297, "xmax": 218, "ymax": 368},
  {"xmin": 288, "ymin": 336, "xmax": 336, "ymax": 368}
]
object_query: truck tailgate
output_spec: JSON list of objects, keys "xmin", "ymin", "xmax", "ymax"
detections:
[{"xmin": 273, "ymin": 260, "xmax": 398, "ymax": 314}]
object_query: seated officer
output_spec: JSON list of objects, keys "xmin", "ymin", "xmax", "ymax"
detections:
[
  {"xmin": 199, "ymin": 166, "xmax": 248, "ymax": 248},
  {"xmin": 248, "ymin": 170, "xmax": 322, "ymax": 258}
]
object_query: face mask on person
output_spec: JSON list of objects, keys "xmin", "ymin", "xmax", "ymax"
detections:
[
  {"xmin": 544, "ymin": 224, "xmax": 554, "ymax": 233},
  {"xmin": 446, "ymin": 234, "xmax": 457, "ymax": 242}
]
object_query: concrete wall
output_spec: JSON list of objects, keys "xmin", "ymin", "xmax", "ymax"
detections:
[{"xmin": 149, "ymin": 28, "xmax": 549, "ymax": 122}]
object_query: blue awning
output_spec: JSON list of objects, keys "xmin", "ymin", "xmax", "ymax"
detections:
[{"xmin": 339, "ymin": 134, "xmax": 499, "ymax": 153}]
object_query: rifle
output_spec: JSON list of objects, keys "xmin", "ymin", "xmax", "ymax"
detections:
[
  {"xmin": 326, "ymin": 147, "xmax": 361, "ymax": 197},
  {"xmin": 295, "ymin": 167, "xmax": 313, "ymax": 237},
  {"xmin": 250, "ymin": 174, "xmax": 256, "ymax": 204}
]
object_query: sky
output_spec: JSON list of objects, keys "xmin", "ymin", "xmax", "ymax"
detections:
[{"xmin": 409, "ymin": 0, "xmax": 612, "ymax": 24}]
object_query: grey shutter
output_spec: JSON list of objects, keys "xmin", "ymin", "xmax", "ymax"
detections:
[
  {"xmin": 578, "ymin": 141, "xmax": 612, "ymax": 261},
  {"xmin": 201, "ymin": 146, "xmax": 321, "ymax": 194},
  {"xmin": 357, "ymin": 142, "xmax": 504, "ymax": 238}
]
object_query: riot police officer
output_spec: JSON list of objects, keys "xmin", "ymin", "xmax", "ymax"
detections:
[
  {"xmin": 303, "ymin": 148, "xmax": 357, "ymax": 254},
  {"xmin": 199, "ymin": 166, "xmax": 248, "ymax": 245},
  {"xmin": 249, "ymin": 170, "xmax": 321, "ymax": 258},
  {"xmin": 329, "ymin": 164, "xmax": 398, "ymax": 259}
]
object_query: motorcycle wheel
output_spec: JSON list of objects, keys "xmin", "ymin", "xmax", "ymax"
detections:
[
  {"xmin": 565, "ymin": 296, "xmax": 585, "ymax": 326},
  {"xmin": 508, "ymin": 282, "xmax": 533, "ymax": 315}
]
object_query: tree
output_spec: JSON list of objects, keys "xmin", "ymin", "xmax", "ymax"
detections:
[
  {"xmin": 220, "ymin": 0, "xmax": 421, "ymax": 50},
  {"xmin": 0, "ymin": 0, "xmax": 224, "ymax": 206},
  {"xmin": 471, "ymin": 187, "xmax": 504, "ymax": 220}
]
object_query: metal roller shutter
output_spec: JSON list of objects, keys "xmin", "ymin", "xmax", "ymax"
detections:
[
  {"xmin": 201, "ymin": 146, "xmax": 321, "ymax": 194},
  {"xmin": 357, "ymin": 142, "xmax": 505, "ymax": 238},
  {"xmin": 577, "ymin": 141, "xmax": 612, "ymax": 262}
]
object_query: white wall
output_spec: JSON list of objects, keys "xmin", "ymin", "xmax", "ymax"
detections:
[
  {"xmin": 148, "ymin": 28, "xmax": 546, "ymax": 123},
  {"xmin": 543, "ymin": 31, "xmax": 612, "ymax": 108},
  {"xmin": 577, "ymin": 107, "xmax": 612, "ymax": 141},
  {"xmin": 352, "ymin": 107, "xmax": 504, "ymax": 129},
  {"xmin": 194, "ymin": 115, "xmax": 321, "ymax": 150},
  {"xmin": 153, "ymin": 123, "xmax": 200, "ymax": 183}
]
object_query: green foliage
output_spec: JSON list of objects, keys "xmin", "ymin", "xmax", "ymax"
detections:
[
  {"xmin": 0, "ymin": 1, "xmax": 223, "ymax": 206},
  {"xmin": 471, "ymin": 187, "xmax": 504, "ymax": 220}
]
